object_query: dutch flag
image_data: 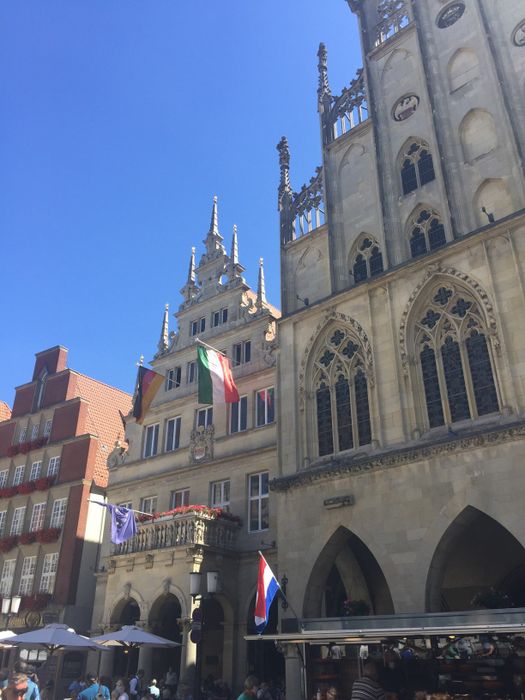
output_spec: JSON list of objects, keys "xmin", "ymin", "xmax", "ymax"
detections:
[{"xmin": 254, "ymin": 551, "xmax": 280, "ymax": 634}]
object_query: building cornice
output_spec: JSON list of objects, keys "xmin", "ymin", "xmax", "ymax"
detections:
[{"xmin": 271, "ymin": 419, "xmax": 525, "ymax": 492}]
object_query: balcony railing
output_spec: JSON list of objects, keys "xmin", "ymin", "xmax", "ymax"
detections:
[
  {"xmin": 374, "ymin": 1, "xmax": 410, "ymax": 47},
  {"xmin": 327, "ymin": 70, "xmax": 368, "ymax": 142},
  {"xmin": 112, "ymin": 512, "xmax": 240, "ymax": 556}
]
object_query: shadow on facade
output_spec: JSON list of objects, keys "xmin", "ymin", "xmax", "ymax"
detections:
[
  {"xmin": 246, "ymin": 596, "xmax": 285, "ymax": 684},
  {"xmin": 111, "ymin": 597, "xmax": 140, "ymax": 676},
  {"xmin": 149, "ymin": 594, "xmax": 182, "ymax": 680}
]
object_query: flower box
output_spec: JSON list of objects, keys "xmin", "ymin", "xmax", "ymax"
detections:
[
  {"xmin": 6, "ymin": 446, "xmax": 19, "ymax": 457},
  {"xmin": 35, "ymin": 476, "xmax": 54, "ymax": 491},
  {"xmin": 137, "ymin": 504, "xmax": 242, "ymax": 525},
  {"xmin": 0, "ymin": 487, "xmax": 18, "ymax": 499},
  {"xmin": 20, "ymin": 593, "xmax": 52, "ymax": 611},
  {"xmin": 0, "ymin": 536, "xmax": 18, "ymax": 553},
  {"xmin": 35, "ymin": 528, "xmax": 61, "ymax": 543},
  {"xmin": 19, "ymin": 532, "xmax": 37, "ymax": 545},
  {"xmin": 19, "ymin": 442, "xmax": 31, "ymax": 455},
  {"xmin": 18, "ymin": 482, "xmax": 36, "ymax": 495}
]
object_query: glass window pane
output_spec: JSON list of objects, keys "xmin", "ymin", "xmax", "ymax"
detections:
[
  {"xmin": 316, "ymin": 385, "xmax": 333, "ymax": 456},
  {"xmin": 441, "ymin": 337, "xmax": 470, "ymax": 422},
  {"xmin": 466, "ymin": 331, "xmax": 499, "ymax": 416},
  {"xmin": 420, "ymin": 345, "xmax": 445, "ymax": 428},
  {"xmin": 336, "ymin": 376, "xmax": 353, "ymax": 451},
  {"xmin": 250, "ymin": 475, "xmax": 260, "ymax": 498}
]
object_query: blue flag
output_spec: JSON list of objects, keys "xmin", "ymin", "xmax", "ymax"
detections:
[{"xmin": 104, "ymin": 503, "xmax": 137, "ymax": 544}]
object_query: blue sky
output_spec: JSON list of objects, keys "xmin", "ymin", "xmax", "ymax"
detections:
[{"xmin": 0, "ymin": 1, "xmax": 361, "ymax": 403}]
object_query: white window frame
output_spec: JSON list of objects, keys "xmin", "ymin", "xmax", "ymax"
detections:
[
  {"xmin": 170, "ymin": 489, "xmax": 189, "ymax": 510},
  {"xmin": 0, "ymin": 559, "xmax": 16, "ymax": 597},
  {"xmin": 196, "ymin": 407, "xmax": 213, "ymax": 428},
  {"xmin": 13, "ymin": 465, "xmax": 25, "ymax": 486},
  {"xmin": 143, "ymin": 423, "xmax": 159, "ymax": 458},
  {"xmin": 118, "ymin": 501, "xmax": 133, "ymax": 510},
  {"xmin": 256, "ymin": 387, "xmax": 275, "ymax": 427},
  {"xmin": 0, "ymin": 511, "xmax": 7, "ymax": 537},
  {"xmin": 31, "ymin": 425, "xmax": 39, "ymax": 440},
  {"xmin": 39, "ymin": 552, "xmax": 59, "ymax": 594},
  {"xmin": 232, "ymin": 340, "xmax": 251, "ymax": 366},
  {"xmin": 211, "ymin": 480, "xmax": 230, "ymax": 509},
  {"xmin": 50, "ymin": 498, "xmax": 67, "ymax": 528},
  {"xmin": 43, "ymin": 419, "xmax": 53, "ymax": 437},
  {"xmin": 140, "ymin": 496, "xmax": 157, "ymax": 515},
  {"xmin": 248, "ymin": 471, "xmax": 269, "ymax": 532},
  {"xmin": 230, "ymin": 395, "xmax": 248, "ymax": 434},
  {"xmin": 187, "ymin": 361, "xmax": 197, "ymax": 384},
  {"xmin": 165, "ymin": 417, "xmax": 181, "ymax": 452},
  {"xmin": 30, "ymin": 461, "xmax": 42, "ymax": 482},
  {"xmin": 10, "ymin": 506, "xmax": 26, "ymax": 535},
  {"xmin": 30, "ymin": 503, "xmax": 47, "ymax": 532},
  {"xmin": 19, "ymin": 555, "xmax": 37, "ymax": 595},
  {"xmin": 19, "ymin": 427, "xmax": 27, "ymax": 444},
  {"xmin": 47, "ymin": 456, "xmax": 60, "ymax": 478},
  {"xmin": 212, "ymin": 307, "xmax": 228, "ymax": 327},
  {"xmin": 190, "ymin": 317, "xmax": 206, "ymax": 336},
  {"xmin": 165, "ymin": 367, "xmax": 181, "ymax": 391},
  {"xmin": 0, "ymin": 470, "xmax": 8, "ymax": 488}
]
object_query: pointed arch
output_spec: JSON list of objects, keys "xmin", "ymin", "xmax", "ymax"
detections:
[
  {"xmin": 399, "ymin": 268, "xmax": 501, "ymax": 430},
  {"xmin": 448, "ymin": 48, "xmax": 479, "ymax": 92},
  {"xmin": 303, "ymin": 526, "xmax": 394, "ymax": 618},
  {"xmin": 349, "ymin": 233, "xmax": 384, "ymax": 284},
  {"xmin": 381, "ymin": 48, "xmax": 414, "ymax": 87},
  {"xmin": 426, "ymin": 506, "xmax": 525, "ymax": 611},
  {"xmin": 474, "ymin": 178, "xmax": 514, "ymax": 227},
  {"xmin": 406, "ymin": 205, "xmax": 447, "ymax": 257},
  {"xmin": 300, "ymin": 313, "xmax": 375, "ymax": 458},
  {"xmin": 460, "ymin": 109, "xmax": 498, "ymax": 163},
  {"xmin": 397, "ymin": 138, "xmax": 436, "ymax": 195}
]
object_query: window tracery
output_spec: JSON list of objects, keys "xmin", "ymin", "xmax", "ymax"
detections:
[
  {"xmin": 400, "ymin": 140, "xmax": 436, "ymax": 195},
  {"xmin": 312, "ymin": 327, "xmax": 372, "ymax": 457},
  {"xmin": 409, "ymin": 208, "xmax": 446, "ymax": 258},
  {"xmin": 351, "ymin": 236, "xmax": 384, "ymax": 284},
  {"xmin": 414, "ymin": 285, "xmax": 499, "ymax": 428}
]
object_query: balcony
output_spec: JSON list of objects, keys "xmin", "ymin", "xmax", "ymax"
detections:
[{"xmin": 112, "ymin": 510, "xmax": 240, "ymax": 556}]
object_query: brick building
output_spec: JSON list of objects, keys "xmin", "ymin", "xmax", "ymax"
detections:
[{"xmin": 0, "ymin": 346, "xmax": 131, "ymax": 639}]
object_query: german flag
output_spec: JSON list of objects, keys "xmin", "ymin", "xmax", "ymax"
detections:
[{"xmin": 132, "ymin": 366, "xmax": 164, "ymax": 424}]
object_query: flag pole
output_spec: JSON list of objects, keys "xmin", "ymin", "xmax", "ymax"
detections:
[
  {"xmin": 87, "ymin": 499, "xmax": 154, "ymax": 518},
  {"xmin": 257, "ymin": 550, "xmax": 303, "ymax": 630},
  {"xmin": 194, "ymin": 337, "xmax": 227, "ymax": 356}
]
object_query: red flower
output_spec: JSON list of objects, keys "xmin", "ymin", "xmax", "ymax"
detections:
[
  {"xmin": 136, "ymin": 504, "xmax": 241, "ymax": 525},
  {"xmin": 6, "ymin": 446, "xmax": 19, "ymax": 457},
  {"xmin": 20, "ymin": 593, "xmax": 52, "ymax": 611},
  {"xmin": 35, "ymin": 528, "xmax": 61, "ymax": 543},
  {"xmin": 18, "ymin": 482, "xmax": 36, "ymax": 495},
  {"xmin": 19, "ymin": 442, "xmax": 30, "ymax": 454},
  {"xmin": 0, "ymin": 536, "xmax": 18, "ymax": 553},
  {"xmin": 19, "ymin": 532, "xmax": 37, "ymax": 545},
  {"xmin": 34, "ymin": 477, "xmax": 54, "ymax": 491}
]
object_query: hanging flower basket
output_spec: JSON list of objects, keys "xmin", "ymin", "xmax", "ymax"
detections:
[
  {"xmin": 19, "ymin": 532, "xmax": 37, "ymax": 545},
  {"xmin": 35, "ymin": 528, "xmax": 61, "ymax": 543}
]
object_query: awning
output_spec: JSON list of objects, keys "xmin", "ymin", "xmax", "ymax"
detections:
[{"xmin": 245, "ymin": 607, "xmax": 525, "ymax": 644}]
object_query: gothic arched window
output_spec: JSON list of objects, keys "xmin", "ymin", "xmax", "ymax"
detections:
[
  {"xmin": 351, "ymin": 236, "xmax": 384, "ymax": 284},
  {"xmin": 400, "ymin": 140, "xmax": 436, "ymax": 195},
  {"xmin": 312, "ymin": 327, "xmax": 372, "ymax": 457},
  {"xmin": 415, "ymin": 285, "xmax": 499, "ymax": 429},
  {"xmin": 409, "ymin": 208, "xmax": 446, "ymax": 258}
]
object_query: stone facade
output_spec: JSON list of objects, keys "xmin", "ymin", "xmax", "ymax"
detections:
[
  {"xmin": 275, "ymin": 0, "xmax": 525, "ymax": 695},
  {"xmin": 92, "ymin": 200, "xmax": 281, "ymax": 691}
]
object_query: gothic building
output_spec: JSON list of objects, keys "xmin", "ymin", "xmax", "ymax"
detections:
[
  {"xmin": 92, "ymin": 199, "xmax": 281, "ymax": 690},
  {"xmin": 273, "ymin": 0, "xmax": 525, "ymax": 695}
]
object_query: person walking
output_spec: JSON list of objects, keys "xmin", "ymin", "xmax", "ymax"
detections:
[
  {"xmin": 237, "ymin": 676, "xmax": 259, "ymax": 700},
  {"xmin": 129, "ymin": 671, "xmax": 144, "ymax": 700},
  {"xmin": 4, "ymin": 672, "xmax": 29, "ymax": 700},
  {"xmin": 351, "ymin": 662, "xmax": 386, "ymax": 700},
  {"xmin": 78, "ymin": 674, "xmax": 111, "ymax": 700}
]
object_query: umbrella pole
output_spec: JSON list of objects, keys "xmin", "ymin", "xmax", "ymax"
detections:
[{"xmin": 126, "ymin": 648, "xmax": 131, "ymax": 679}]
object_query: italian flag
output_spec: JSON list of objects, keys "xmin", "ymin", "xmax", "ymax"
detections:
[{"xmin": 198, "ymin": 345, "xmax": 240, "ymax": 405}]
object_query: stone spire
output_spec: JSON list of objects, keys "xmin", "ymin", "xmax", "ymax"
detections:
[
  {"xmin": 203, "ymin": 195, "xmax": 225, "ymax": 258},
  {"xmin": 180, "ymin": 247, "xmax": 198, "ymax": 303},
  {"xmin": 317, "ymin": 43, "xmax": 332, "ymax": 103},
  {"xmin": 227, "ymin": 224, "xmax": 245, "ymax": 283},
  {"xmin": 277, "ymin": 137, "xmax": 292, "ymax": 208},
  {"xmin": 256, "ymin": 257, "xmax": 266, "ymax": 310},
  {"xmin": 157, "ymin": 303, "xmax": 169, "ymax": 354}
]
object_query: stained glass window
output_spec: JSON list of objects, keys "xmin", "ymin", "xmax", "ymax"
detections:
[
  {"xmin": 466, "ymin": 331, "xmax": 499, "ymax": 416},
  {"xmin": 409, "ymin": 208, "xmax": 446, "ymax": 258},
  {"xmin": 400, "ymin": 141, "xmax": 436, "ymax": 195},
  {"xmin": 316, "ymin": 383, "xmax": 333, "ymax": 456},
  {"xmin": 351, "ymin": 236, "xmax": 384, "ymax": 284},
  {"xmin": 336, "ymin": 376, "xmax": 353, "ymax": 452},
  {"xmin": 420, "ymin": 345, "xmax": 444, "ymax": 428},
  {"xmin": 355, "ymin": 369, "xmax": 372, "ymax": 446}
]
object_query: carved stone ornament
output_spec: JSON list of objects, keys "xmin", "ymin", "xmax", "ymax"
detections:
[
  {"xmin": 190, "ymin": 425, "xmax": 214, "ymax": 463},
  {"xmin": 392, "ymin": 94, "xmax": 420, "ymax": 122},
  {"xmin": 108, "ymin": 440, "xmax": 127, "ymax": 469},
  {"xmin": 298, "ymin": 310, "xmax": 374, "ymax": 411},
  {"xmin": 512, "ymin": 20, "xmax": 525, "ymax": 47},
  {"xmin": 399, "ymin": 265, "xmax": 501, "ymax": 375},
  {"xmin": 436, "ymin": 3, "xmax": 465, "ymax": 29},
  {"xmin": 123, "ymin": 582, "xmax": 132, "ymax": 598}
]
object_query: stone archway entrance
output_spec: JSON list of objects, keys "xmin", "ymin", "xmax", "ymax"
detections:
[
  {"xmin": 303, "ymin": 527, "xmax": 394, "ymax": 617},
  {"xmin": 200, "ymin": 598, "xmax": 224, "ymax": 685},
  {"xmin": 149, "ymin": 594, "xmax": 182, "ymax": 680},
  {"xmin": 426, "ymin": 506, "xmax": 525, "ymax": 611},
  {"xmin": 111, "ymin": 597, "xmax": 140, "ymax": 677}
]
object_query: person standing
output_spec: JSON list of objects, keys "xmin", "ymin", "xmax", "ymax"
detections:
[
  {"xmin": 114, "ymin": 679, "xmax": 129, "ymax": 700},
  {"xmin": 237, "ymin": 676, "xmax": 259, "ymax": 700},
  {"xmin": 78, "ymin": 674, "xmax": 111, "ymax": 700},
  {"xmin": 129, "ymin": 671, "xmax": 144, "ymax": 700},
  {"xmin": 351, "ymin": 662, "xmax": 386, "ymax": 700},
  {"xmin": 4, "ymin": 672, "xmax": 29, "ymax": 700}
]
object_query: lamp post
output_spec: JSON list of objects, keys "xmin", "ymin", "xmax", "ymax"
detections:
[
  {"xmin": 2, "ymin": 596, "xmax": 22, "ymax": 627},
  {"xmin": 189, "ymin": 571, "xmax": 218, "ymax": 700}
]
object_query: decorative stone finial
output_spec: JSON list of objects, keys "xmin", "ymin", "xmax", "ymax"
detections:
[
  {"xmin": 256, "ymin": 257, "xmax": 266, "ymax": 310},
  {"xmin": 277, "ymin": 137, "xmax": 292, "ymax": 206},
  {"xmin": 227, "ymin": 224, "xmax": 245, "ymax": 283},
  {"xmin": 179, "ymin": 247, "xmax": 199, "ymax": 303},
  {"xmin": 157, "ymin": 303, "xmax": 169, "ymax": 353},
  {"xmin": 203, "ymin": 195, "xmax": 224, "ymax": 258},
  {"xmin": 317, "ymin": 42, "xmax": 331, "ymax": 102}
]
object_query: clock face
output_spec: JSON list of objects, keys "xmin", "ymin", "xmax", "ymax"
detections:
[
  {"xmin": 512, "ymin": 20, "xmax": 525, "ymax": 47},
  {"xmin": 437, "ymin": 3, "xmax": 465, "ymax": 28}
]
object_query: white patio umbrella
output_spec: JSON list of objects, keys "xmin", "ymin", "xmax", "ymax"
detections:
[
  {"xmin": 91, "ymin": 624, "xmax": 180, "ymax": 649},
  {"xmin": 8, "ymin": 623, "xmax": 108, "ymax": 654}
]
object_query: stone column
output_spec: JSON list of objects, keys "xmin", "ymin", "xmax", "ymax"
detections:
[
  {"xmin": 98, "ymin": 649, "xmax": 115, "ymax": 680},
  {"xmin": 138, "ymin": 646, "xmax": 153, "ymax": 681},
  {"xmin": 282, "ymin": 643, "xmax": 305, "ymax": 700}
]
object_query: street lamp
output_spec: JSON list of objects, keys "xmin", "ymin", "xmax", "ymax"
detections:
[
  {"xmin": 2, "ymin": 596, "xmax": 22, "ymax": 627},
  {"xmin": 189, "ymin": 571, "xmax": 219, "ymax": 700}
]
